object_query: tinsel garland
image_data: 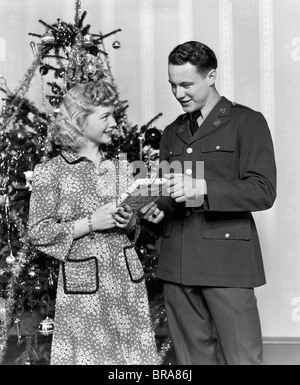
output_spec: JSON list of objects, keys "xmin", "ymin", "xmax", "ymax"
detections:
[
  {"xmin": 0, "ymin": 235, "xmax": 33, "ymax": 364},
  {"xmin": 151, "ymin": 301, "xmax": 172, "ymax": 363},
  {"xmin": 40, "ymin": 116, "xmax": 56, "ymax": 162},
  {"xmin": 0, "ymin": 67, "xmax": 52, "ymax": 363},
  {"xmin": 0, "ymin": 51, "xmax": 43, "ymax": 134},
  {"xmin": 74, "ymin": 0, "xmax": 82, "ymax": 27},
  {"xmin": 158, "ymin": 339, "xmax": 173, "ymax": 363}
]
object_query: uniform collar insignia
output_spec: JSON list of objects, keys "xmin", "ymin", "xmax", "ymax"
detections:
[{"xmin": 213, "ymin": 119, "xmax": 222, "ymax": 127}]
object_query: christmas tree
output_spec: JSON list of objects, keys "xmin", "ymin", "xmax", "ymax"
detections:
[{"xmin": 0, "ymin": 0, "xmax": 171, "ymax": 365}]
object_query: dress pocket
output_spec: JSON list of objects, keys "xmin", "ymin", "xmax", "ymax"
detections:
[{"xmin": 62, "ymin": 257, "xmax": 99, "ymax": 294}]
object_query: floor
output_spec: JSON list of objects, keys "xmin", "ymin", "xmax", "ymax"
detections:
[
  {"xmin": 163, "ymin": 342, "xmax": 300, "ymax": 365},
  {"xmin": 262, "ymin": 339, "xmax": 300, "ymax": 365},
  {"xmin": 2, "ymin": 337, "xmax": 300, "ymax": 365}
]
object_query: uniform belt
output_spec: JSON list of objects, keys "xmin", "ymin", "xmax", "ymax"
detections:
[
  {"xmin": 184, "ymin": 206, "xmax": 204, "ymax": 215},
  {"xmin": 191, "ymin": 206, "xmax": 204, "ymax": 212}
]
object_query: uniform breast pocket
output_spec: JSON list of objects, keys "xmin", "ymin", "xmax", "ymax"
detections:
[{"xmin": 201, "ymin": 139, "xmax": 236, "ymax": 181}]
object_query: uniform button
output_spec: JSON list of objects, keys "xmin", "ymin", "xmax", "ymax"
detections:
[
  {"xmin": 216, "ymin": 145, "xmax": 221, "ymax": 150},
  {"xmin": 185, "ymin": 210, "xmax": 191, "ymax": 217},
  {"xmin": 185, "ymin": 169, "xmax": 192, "ymax": 176},
  {"xmin": 225, "ymin": 233, "xmax": 230, "ymax": 239},
  {"xmin": 187, "ymin": 148, "xmax": 193, "ymax": 154}
]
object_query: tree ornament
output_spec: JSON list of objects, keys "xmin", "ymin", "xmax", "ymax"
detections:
[
  {"xmin": 39, "ymin": 64, "xmax": 49, "ymax": 76},
  {"xmin": 24, "ymin": 357, "xmax": 34, "ymax": 365},
  {"xmin": 51, "ymin": 83, "xmax": 61, "ymax": 95},
  {"xmin": 112, "ymin": 40, "xmax": 121, "ymax": 49},
  {"xmin": 30, "ymin": 41, "xmax": 37, "ymax": 57},
  {"xmin": 48, "ymin": 95, "xmax": 62, "ymax": 110},
  {"xmin": 34, "ymin": 120, "xmax": 48, "ymax": 137},
  {"xmin": 6, "ymin": 253, "xmax": 15, "ymax": 265},
  {"xmin": 27, "ymin": 266, "xmax": 36, "ymax": 278},
  {"xmin": 41, "ymin": 31, "xmax": 55, "ymax": 46},
  {"xmin": 55, "ymin": 67, "xmax": 66, "ymax": 79},
  {"xmin": 83, "ymin": 34, "xmax": 93, "ymax": 47},
  {"xmin": 86, "ymin": 60, "xmax": 96, "ymax": 75},
  {"xmin": 144, "ymin": 127, "xmax": 162, "ymax": 150},
  {"xmin": 38, "ymin": 317, "xmax": 54, "ymax": 336},
  {"xmin": 10, "ymin": 128, "xmax": 28, "ymax": 146},
  {"xmin": 33, "ymin": 281, "xmax": 43, "ymax": 294},
  {"xmin": 24, "ymin": 171, "xmax": 34, "ymax": 191}
]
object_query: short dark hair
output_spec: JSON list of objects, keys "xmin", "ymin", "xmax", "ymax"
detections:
[{"xmin": 168, "ymin": 41, "xmax": 218, "ymax": 77}]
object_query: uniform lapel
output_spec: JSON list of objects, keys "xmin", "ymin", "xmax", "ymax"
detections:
[{"xmin": 189, "ymin": 97, "xmax": 232, "ymax": 144}]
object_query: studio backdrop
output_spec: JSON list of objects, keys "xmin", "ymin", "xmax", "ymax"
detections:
[{"xmin": 0, "ymin": 0, "xmax": 300, "ymax": 340}]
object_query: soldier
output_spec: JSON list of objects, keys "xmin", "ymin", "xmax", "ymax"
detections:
[{"xmin": 142, "ymin": 41, "xmax": 277, "ymax": 365}]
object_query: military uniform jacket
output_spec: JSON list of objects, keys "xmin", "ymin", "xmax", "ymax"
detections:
[{"xmin": 156, "ymin": 96, "xmax": 277, "ymax": 288}]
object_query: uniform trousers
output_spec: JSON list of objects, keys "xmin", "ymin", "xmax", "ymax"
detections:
[{"xmin": 163, "ymin": 282, "xmax": 264, "ymax": 365}]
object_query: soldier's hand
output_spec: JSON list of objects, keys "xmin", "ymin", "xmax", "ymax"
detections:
[{"xmin": 164, "ymin": 173, "xmax": 207, "ymax": 203}]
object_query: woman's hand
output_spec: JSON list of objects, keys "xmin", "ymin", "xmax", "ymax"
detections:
[
  {"xmin": 139, "ymin": 201, "xmax": 165, "ymax": 224},
  {"xmin": 92, "ymin": 203, "xmax": 119, "ymax": 231},
  {"xmin": 113, "ymin": 204, "xmax": 136, "ymax": 231}
]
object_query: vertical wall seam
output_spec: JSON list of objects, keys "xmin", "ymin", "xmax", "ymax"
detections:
[
  {"xmin": 219, "ymin": 0, "xmax": 234, "ymax": 100},
  {"xmin": 102, "ymin": 0, "xmax": 116, "ymax": 75},
  {"xmin": 259, "ymin": 0, "xmax": 275, "ymax": 139},
  {"xmin": 179, "ymin": 0, "xmax": 193, "ymax": 43},
  {"xmin": 140, "ymin": 0, "xmax": 154, "ymax": 123}
]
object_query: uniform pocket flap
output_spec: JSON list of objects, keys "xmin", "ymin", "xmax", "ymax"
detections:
[
  {"xmin": 201, "ymin": 140, "xmax": 235, "ymax": 153},
  {"xmin": 202, "ymin": 213, "xmax": 251, "ymax": 240},
  {"xmin": 167, "ymin": 146, "xmax": 184, "ymax": 157}
]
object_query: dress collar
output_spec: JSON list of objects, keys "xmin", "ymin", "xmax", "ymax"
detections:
[
  {"xmin": 60, "ymin": 149, "xmax": 87, "ymax": 164},
  {"xmin": 60, "ymin": 148, "xmax": 109, "ymax": 165}
]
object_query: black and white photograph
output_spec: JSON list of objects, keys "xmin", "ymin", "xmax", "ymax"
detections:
[{"xmin": 0, "ymin": 0, "xmax": 299, "ymax": 370}]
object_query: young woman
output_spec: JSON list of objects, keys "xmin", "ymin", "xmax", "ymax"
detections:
[{"xmin": 28, "ymin": 81, "xmax": 160, "ymax": 365}]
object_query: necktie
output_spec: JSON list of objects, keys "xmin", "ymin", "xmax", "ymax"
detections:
[{"xmin": 189, "ymin": 109, "xmax": 203, "ymax": 135}]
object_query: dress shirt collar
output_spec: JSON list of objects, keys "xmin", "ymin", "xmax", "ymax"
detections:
[{"xmin": 200, "ymin": 92, "xmax": 221, "ymax": 120}]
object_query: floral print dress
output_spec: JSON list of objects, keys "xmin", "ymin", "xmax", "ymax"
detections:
[{"xmin": 28, "ymin": 150, "xmax": 160, "ymax": 365}]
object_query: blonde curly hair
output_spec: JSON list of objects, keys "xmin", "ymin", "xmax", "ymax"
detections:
[{"xmin": 52, "ymin": 80, "xmax": 118, "ymax": 151}]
